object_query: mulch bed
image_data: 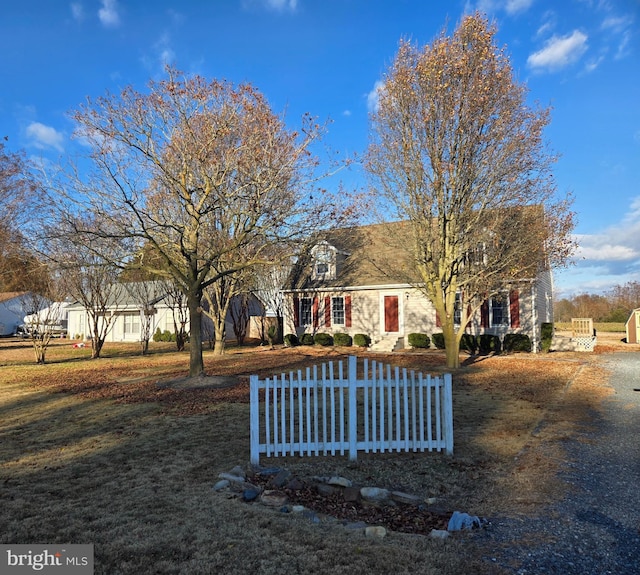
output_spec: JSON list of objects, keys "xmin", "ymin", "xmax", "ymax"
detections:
[{"xmin": 250, "ymin": 474, "xmax": 451, "ymax": 536}]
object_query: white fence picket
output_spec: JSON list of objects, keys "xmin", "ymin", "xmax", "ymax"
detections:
[{"xmin": 249, "ymin": 355, "xmax": 453, "ymax": 465}]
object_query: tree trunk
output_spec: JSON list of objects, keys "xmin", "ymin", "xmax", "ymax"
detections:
[
  {"xmin": 213, "ymin": 316, "xmax": 226, "ymax": 356},
  {"xmin": 442, "ymin": 319, "xmax": 461, "ymax": 369},
  {"xmin": 188, "ymin": 294, "xmax": 205, "ymax": 377}
]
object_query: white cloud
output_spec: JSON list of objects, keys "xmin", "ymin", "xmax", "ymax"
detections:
[
  {"xmin": 342, "ymin": 110, "xmax": 352, "ymax": 117},
  {"xmin": 98, "ymin": 0, "xmax": 120, "ymax": 27},
  {"xmin": 554, "ymin": 195, "xmax": 640, "ymax": 295},
  {"xmin": 26, "ymin": 122, "xmax": 65, "ymax": 152},
  {"xmin": 505, "ymin": 0, "xmax": 533, "ymax": 15},
  {"xmin": 70, "ymin": 2, "xmax": 85, "ymax": 21},
  {"xmin": 366, "ymin": 80, "xmax": 384, "ymax": 113},
  {"xmin": 527, "ymin": 30, "xmax": 589, "ymax": 71}
]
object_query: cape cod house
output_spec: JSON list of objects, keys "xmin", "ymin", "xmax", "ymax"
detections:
[{"xmin": 282, "ymin": 222, "xmax": 553, "ymax": 352}]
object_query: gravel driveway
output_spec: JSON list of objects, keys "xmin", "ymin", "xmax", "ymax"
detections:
[{"xmin": 478, "ymin": 352, "xmax": 640, "ymax": 575}]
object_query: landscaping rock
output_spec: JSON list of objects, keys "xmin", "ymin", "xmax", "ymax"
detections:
[
  {"xmin": 260, "ymin": 490, "xmax": 288, "ymax": 507},
  {"xmin": 391, "ymin": 490, "xmax": 423, "ymax": 505},
  {"xmin": 213, "ymin": 479, "xmax": 230, "ymax": 491},
  {"xmin": 360, "ymin": 487, "xmax": 390, "ymax": 503},
  {"xmin": 316, "ymin": 483, "xmax": 338, "ymax": 497},
  {"xmin": 269, "ymin": 469, "xmax": 291, "ymax": 488},
  {"xmin": 328, "ymin": 476, "xmax": 352, "ymax": 488},
  {"xmin": 365, "ymin": 526, "xmax": 387, "ymax": 538},
  {"xmin": 447, "ymin": 511, "xmax": 483, "ymax": 531},
  {"xmin": 242, "ymin": 488, "xmax": 260, "ymax": 502}
]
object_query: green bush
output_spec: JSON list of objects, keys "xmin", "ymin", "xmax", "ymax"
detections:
[
  {"xmin": 541, "ymin": 322, "xmax": 553, "ymax": 353},
  {"xmin": 478, "ymin": 334, "xmax": 501, "ymax": 354},
  {"xmin": 431, "ymin": 333, "xmax": 445, "ymax": 349},
  {"xmin": 153, "ymin": 327, "xmax": 163, "ymax": 342},
  {"xmin": 283, "ymin": 333, "xmax": 298, "ymax": 347},
  {"xmin": 300, "ymin": 333, "xmax": 315, "ymax": 346},
  {"xmin": 333, "ymin": 333, "xmax": 352, "ymax": 347},
  {"xmin": 503, "ymin": 333, "xmax": 532, "ymax": 353},
  {"xmin": 408, "ymin": 333, "xmax": 430, "ymax": 349},
  {"xmin": 353, "ymin": 333, "xmax": 371, "ymax": 347},
  {"xmin": 459, "ymin": 333, "xmax": 478, "ymax": 354},
  {"xmin": 314, "ymin": 332, "xmax": 333, "ymax": 346}
]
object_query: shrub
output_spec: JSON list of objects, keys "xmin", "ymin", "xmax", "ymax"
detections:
[
  {"xmin": 153, "ymin": 327, "xmax": 163, "ymax": 342},
  {"xmin": 460, "ymin": 333, "xmax": 478, "ymax": 354},
  {"xmin": 353, "ymin": 333, "xmax": 371, "ymax": 347},
  {"xmin": 541, "ymin": 322, "xmax": 554, "ymax": 353},
  {"xmin": 503, "ymin": 333, "xmax": 532, "ymax": 353},
  {"xmin": 283, "ymin": 333, "xmax": 298, "ymax": 347},
  {"xmin": 333, "ymin": 333, "xmax": 352, "ymax": 347},
  {"xmin": 408, "ymin": 333, "xmax": 430, "ymax": 349},
  {"xmin": 300, "ymin": 333, "xmax": 315, "ymax": 346},
  {"xmin": 431, "ymin": 333, "xmax": 445, "ymax": 349},
  {"xmin": 478, "ymin": 334, "xmax": 501, "ymax": 354},
  {"xmin": 314, "ymin": 332, "xmax": 333, "ymax": 346}
]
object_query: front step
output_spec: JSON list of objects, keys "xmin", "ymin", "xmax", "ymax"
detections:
[{"xmin": 369, "ymin": 335, "xmax": 403, "ymax": 353}]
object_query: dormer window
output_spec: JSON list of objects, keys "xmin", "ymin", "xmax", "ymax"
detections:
[{"xmin": 312, "ymin": 242, "xmax": 336, "ymax": 280}]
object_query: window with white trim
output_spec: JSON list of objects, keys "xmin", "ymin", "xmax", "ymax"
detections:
[
  {"xmin": 311, "ymin": 242, "xmax": 336, "ymax": 280},
  {"xmin": 490, "ymin": 294, "xmax": 509, "ymax": 327},
  {"xmin": 123, "ymin": 312, "xmax": 140, "ymax": 335},
  {"xmin": 300, "ymin": 298, "xmax": 313, "ymax": 326},
  {"xmin": 331, "ymin": 296, "xmax": 345, "ymax": 325}
]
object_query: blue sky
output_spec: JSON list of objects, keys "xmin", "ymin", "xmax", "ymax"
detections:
[{"xmin": 1, "ymin": 0, "xmax": 638, "ymax": 298}]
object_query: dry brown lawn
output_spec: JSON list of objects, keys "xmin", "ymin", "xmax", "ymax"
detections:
[{"xmin": 0, "ymin": 334, "xmax": 633, "ymax": 574}]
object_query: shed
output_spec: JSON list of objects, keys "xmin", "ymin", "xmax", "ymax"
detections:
[{"xmin": 625, "ymin": 308, "xmax": 640, "ymax": 344}]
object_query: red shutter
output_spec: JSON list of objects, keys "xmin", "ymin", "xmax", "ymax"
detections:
[
  {"xmin": 312, "ymin": 297, "xmax": 319, "ymax": 329},
  {"xmin": 324, "ymin": 296, "xmax": 331, "ymax": 327},
  {"xmin": 345, "ymin": 295, "xmax": 352, "ymax": 328},
  {"xmin": 435, "ymin": 311, "xmax": 441, "ymax": 328},
  {"xmin": 293, "ymin": 297, "xmax": 300, "ymax": 327},
  {"xmin": 481, "ymin": 300, "xmax": 489, "ymax": 328},
  {"xmin": 510, "ymin": 289, "xmax": 520, "ymax": 328}
]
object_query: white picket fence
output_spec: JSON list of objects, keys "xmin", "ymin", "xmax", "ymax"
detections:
[{"xmin": 250, "ymin": 355, "xmax": 453, "ymax": 465}]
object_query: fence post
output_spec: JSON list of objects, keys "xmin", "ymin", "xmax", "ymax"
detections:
[
  {"xmin": 442, "ymin": 373, "xmax": 454, "ymax": 455},
  {"xmin": 250, "ymin": 374, "xmax": 260, "ymax": 466},
  {"xmin": 348, "ymin": 355, "xmax": 358, "ymax": 462}
]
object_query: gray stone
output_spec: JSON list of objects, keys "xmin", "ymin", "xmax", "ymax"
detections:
[
  {"xmin": 260, "ymin": 490, "xmax": 289, "ymax": 507},
  {"xmin": 365, "ymin": 526, "xmax": 387, "ymax": 538},
  {"xmin": 360, "ymin": 487, "xmax": 390, "ymax": 503},
  {"xmin": 390, "ymin": 491, "xmax": 423, "ymax": 505},
  {"xmin": 213, "ymin": 479, "xmax": 230, "ymax": 491},
  {"xmin": 286, "ymin": 477, "xmax": 304, "ymax": 491},
  {"xmin": 269, "ymin": 469, "xmax": 292, "ymax": 488},
  {"xmin": 328, "ymin": 476, "xmax": 352, "ymax": 487},
  {"xmin": 218, "ymin": 472, "xmax": 246, "ymax": 484},
  {"xmin": 291, "ymin": 505, "xmax": 306, "ymax": 513},
  {"xmin": 316, "ymin": 483, "xmax": 337, "ymax": 497},
  {"xmin": 229, "ymin": 466, "xmax": 246, "ymax": 479},
  {"xmin": 242, "ymin": 488, "xmax": 260, "ymax": 502},
  {"xmin": 430, "ymin": 529, "xmax": 450, "ymax": 540},
  {"xmin": 447, "ymin": 511, "xmax": 483, "ymax": 531}
]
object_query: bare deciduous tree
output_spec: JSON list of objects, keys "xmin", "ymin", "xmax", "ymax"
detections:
[
  {"xmin": 57, "ymin": 67, "xmax": 352, "ymax": 377},
  {"xmin": 366, "ymin": 14, "xmax": 575, "ymax": 368}
]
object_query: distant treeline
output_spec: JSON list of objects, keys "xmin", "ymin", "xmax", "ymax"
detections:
[{"xmin": 554, "ymin": 281, "xmax": 640, "ymax": 323}]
